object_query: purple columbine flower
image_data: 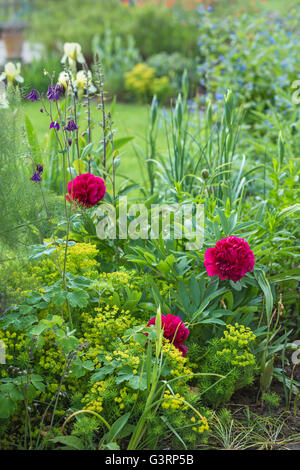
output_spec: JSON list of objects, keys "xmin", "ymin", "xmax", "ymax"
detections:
[
  {"xmin": 64, "ymin": 120, "xmax": 78, "ymax": 132},
  {"xmin": 68, "ymin": 138, "xmax": 72, "ymax": 146},
  {"xmin": 30, "ymin": 164, "xmax": 43, "ymax": 182},
  {"xmin": 26, "ymin": 89, "xmax": 39, "ymax": 101},
  {"xmin": 50, "ymin": 121, "xmax": 60, "ymax": 131},
  {"xmin": 47, "ymin": 84, "xmax": 64, "ymax": 101},
  {"xmin": 30, "ymin": 172, "xmax": 42, "ymax": 182},
  {"xmin": 47, "ymin": 85, "xmax": 57, "ymax": 101}
]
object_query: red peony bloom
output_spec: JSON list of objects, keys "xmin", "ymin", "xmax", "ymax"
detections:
[
  {"xmin": 204, "ymin": 236, "xmax": 255, "ymax": 282},
  {"xmin": 147, "ymin": 314, "xmax": 189, "ymax": 356},
  {"xmin": 66, "ymin": 173, "xmax": 106, "ymax": 208}
]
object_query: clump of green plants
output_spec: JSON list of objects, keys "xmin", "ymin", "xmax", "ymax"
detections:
[
  {"xmin": 92, "ymin": 29, "xmax": 141, "ymax": 99},
  {"xmin": 21, "ymin": 54, "xmax": 62, "ymax": 94},
  {"xmin": 198, "ymin": 324, "xmax": 258, "ymax": 407},
  {"xmin": 30, "ymin": 0, "xmax": 199, "ymax": 59},
  {"xmin": 262, "ymin": 392, "xmax": 281, "ymax": 411},
  {"xmin": 125, "ymin": 63, "xmax": 171, "ymax": 103},
  {"xmin": 147, "ymin": 51, "xmax": 198, "ymax": 97},
  {"xmin": 197, "ymin": 6, "xmax": 300, "ymax": 120}
]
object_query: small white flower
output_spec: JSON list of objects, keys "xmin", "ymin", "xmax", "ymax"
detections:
[
  {"xmin": 61, "ymin": 42, "xmax": 85, "ymax": 65},
  {"xmin": 0, "ymin": 62, "xmax": 24, "ymax": 85},
  {"xmin": 58, "ymin": 70, "xmax": 73, "ymax": 89}
]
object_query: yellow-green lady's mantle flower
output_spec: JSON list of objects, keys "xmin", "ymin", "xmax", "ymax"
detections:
[
  {"xmin": 61, "ymin": 42, "xmax": 85, "ymax": 65},
  {"xmin": 0, "ymin": 62, "xmax": 24, "ymax": 86}
]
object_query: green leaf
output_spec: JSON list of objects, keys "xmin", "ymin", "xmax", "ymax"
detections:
[
  {"xmin": 81, "ymin": 142, "xmax": 94, "ymax": 159},
  {"xmin": 199, "ymin": 318, "xmax": 226, "ymax": 326},
  {"xmin": 105, "ymin": 442, "xmax": 120, "ymax": 450},
  {"xmin": 51, "ymin": 288, "xmax": 68, "ymax": 306},
  {"xmin": 29, "ymin": 322, "xmax": 48, "ymax": 336},
  {"xmin": 82, "ymin": 360, "xmax": 95, "ymax": 370},
  {"xmin": 91, "ymin": 364, "xmax": 117, "ymax": 382},
  {"xmin": 191, "ymin": 288, "xmax": 227, "ymax": 322},
  {"xmin": 189, "ymin": 278, "xmax": 201, "ymax": 309},
  {"xmin": 254, "ymin": 269, "xmax": 273, "ymax": 324},
  {"xmin": 31, "ymin": 375, "xmax": 45, "ymax": 392},
  {"xmin": 111, "ymin": 291, "xmax": 120, "ymax": 307},
  {"xmin": 0, "ymin": 396, "xmax": 16, "ymax": 419},
  {"xmin": 106, "ymin": 413, "xmax": 130, "ymax": 443},
  {"xmin": 118, "ymin": 183, "xmax": 140, "ymax": 196},
  {"xmin": 67, "ymin": 289, "xmax": 89, "ymax": 308},
  {"xmin": 135, "ymin": 333, "xmax": 148, "ymax": 347},
  {"xmin": 278, "ymin": 204, "xmax": 300, "ymax": 220},
  {"xmin": 269, "ymin": 269, "xmax": 300, "ymax": 283},
  {"xmin": 112, "ymin": 137, "xmax": 134, "ymax": 152},
  {"xmin": 57, "ymin": 336, "xmax": 80, "ymax": 355},
  {"xmin": 260, "ymin": 356, "xmax": 274, "ymax": 393},
  {"xmin": 222, "ymin": 291, "xmax": 234, "ymax": 311},
  {"xmin": 70, "ymin": 358, "xmax": 94, "ymax": 378},
  {"xmin": 115, "ymin": 365, "xmax": 134, "ymax": 384},
  {"xmin": 51, "ymin": 435, "xmax": 85, "ymax": 450},
  {"xmin": 177, "ymin": 280, "xmax": 190, "ymax": 312},
  {"xmin": 73, "ymin": 158, "xmax": 87, "ymax": 174},
  {"xmin": 24, "ymin": 114, "xmax": 42, "ymax": 161},
  {"xmin": 129, "ymin": 374, "xmax": 147, "ymax": 391},
  {"xmin": 19, "ymin": 305, "xmax": 35, "ymax": 315},
  {"xmin": 161, "ymin": 415, "xmax": 187, "ymax": 450},
  {"xmin": 157, "ymin": 254, "xmax": 175, "ymax": 276}
]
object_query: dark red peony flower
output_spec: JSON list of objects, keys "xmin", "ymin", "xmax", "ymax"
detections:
[
  {"xmin": 66, "ymin": 173, "xmax": 106, "ymax": 208},
  {"xmin": 147, "ymin": 314, "xmax": 189, "ymax": 356},
  {"xmin": 204, "ymin": 236, "xmax": 255, "ymax": 282}
]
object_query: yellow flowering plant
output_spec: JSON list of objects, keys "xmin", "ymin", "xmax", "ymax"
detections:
[
  {"xmin": 125, "ymin": 63, "xmax": 171, "ymax": 102},
  {"xmin": 51, "ymin": 308, "xmax": 210, "ymax": 450},
  {"xmin": 198, "ymin": 323, "xmax": 258, "ymax": 407}
]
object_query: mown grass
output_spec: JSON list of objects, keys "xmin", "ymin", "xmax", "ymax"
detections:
[{"xmin": 23, "ymin": 101, "xmax": 168, "ymax": 185}]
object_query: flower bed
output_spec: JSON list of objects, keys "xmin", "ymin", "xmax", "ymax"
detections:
[{"xmin": 0, "ymin": 6, "xmax": 299, "ymax": 449}]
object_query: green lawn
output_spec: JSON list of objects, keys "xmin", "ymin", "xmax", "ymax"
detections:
[
  {"xmin": 23, "ymin": 101, "xmax": 168, "ymax": 188},
  {"xmin": 23, "ymin": 102, "xmax": 151, "ymax": 145}
]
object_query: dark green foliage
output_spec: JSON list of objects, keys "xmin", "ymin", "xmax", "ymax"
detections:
[
  {"xmin": 21, "ymin": 54, "xmax": 62, "ymax": 94},
  {"xmin": 30, "ymin": 0, "xmax": 198, "ymax": 60},
  {"xmin": 147, "ymin": 52, "xmax": 198, "ymax": 96},
  {"xmin": 92, "ymin": 30, "xmax": 141, "ymax": 99},
  {"xmin": 71, "ymin": 416, "xmax": 100, "ymax": 450},
  {"xmin": 124, "ymin": 3, "xmax": 198, "ymax": 59},
  {"xmin": 30, "ymin": 0, "xmax": 124, "ymax": 57}
]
